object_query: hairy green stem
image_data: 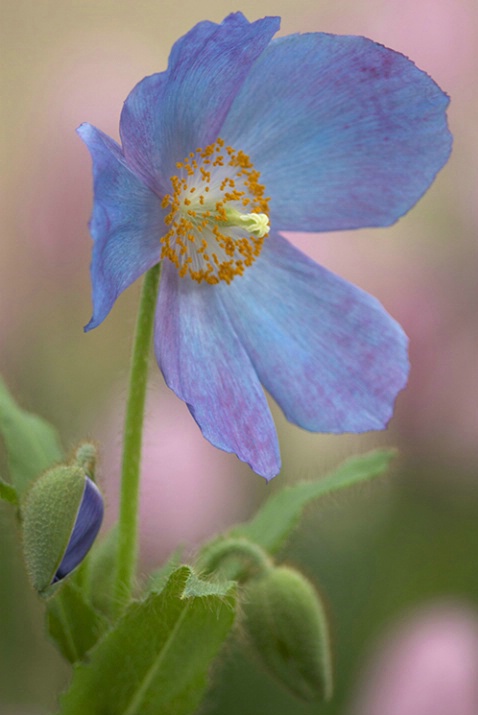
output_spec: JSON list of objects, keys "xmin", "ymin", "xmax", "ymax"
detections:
[
  {"xmin": 199, "ymin": 538, "xmax": 273, "ymax": 583},
  {"xmin": 114, "ymin": 264, "xmax": 161, "ymax": 614}
]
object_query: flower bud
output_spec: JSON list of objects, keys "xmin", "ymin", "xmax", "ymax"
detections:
[
  {"xmin": 74, "ymin": 441, "xmax": 97, "ymax": 477},
  {"xmin": 21, "ymin": 465, "xmax": 103, "ymax": 594},
  {"xmin": 242, "ymin": 565, "xmax": 333, "ymax": 702}
]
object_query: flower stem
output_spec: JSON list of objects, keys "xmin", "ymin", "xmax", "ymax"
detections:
[
  {"xmin": 199, "ymin": 538, "xmax": 273, "ymax": 583},
  {"xmin": 114, "ymin": 263, "xmax": 160, "ymax": 614}
]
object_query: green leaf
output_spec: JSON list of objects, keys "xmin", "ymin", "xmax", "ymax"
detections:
[
  {"xmin": 0, "ymin": 476, "xmax": 18, "ymax": 505},
  {"xmin": 47, "ymin": 580, "xmax": 109, "ymax": 663},
  {"xmin": 145, "ymin": 548, "xmax": 183, "ymax": 595},
  {"xmin": 0, "ymin": 377, "xmax": 63, "ymax": 494},
  {"xmin": 58, "ymin": 566, "xmax": 236, "ymax": 715},
  {"xmin": 230, "ymin": 449, "xmax": 396, "ymax": 553}
]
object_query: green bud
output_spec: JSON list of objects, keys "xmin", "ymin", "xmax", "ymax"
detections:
[
  {"xmin": 21, "ymin": 465, "xmax": 103, "ymax": 595},
  {"xmin": 242, "ymin": 565, "xmax": 333, "ymax": 702},
  {"xmin": 74, "ymin": 442, "xmax": 97, "ymax": 477}
]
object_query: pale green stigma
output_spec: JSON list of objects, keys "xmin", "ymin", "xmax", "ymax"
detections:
[{"xmin": 222, "ymin": 207, "xmax": 270, "ymax": 238}]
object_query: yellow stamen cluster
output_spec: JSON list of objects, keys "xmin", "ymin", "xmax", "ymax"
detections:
[{"xmin": 160, "ymin": 138, "xmax": 270, "ymax": 285}]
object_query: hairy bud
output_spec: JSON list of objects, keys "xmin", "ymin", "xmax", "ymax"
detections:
[
  {"xmin": 22, "ymin": 465, "xmax": 103, "ymax": 595},
  {"xmin": 242, "ymin": 565, "xmax": 333, "ymax": 701}
]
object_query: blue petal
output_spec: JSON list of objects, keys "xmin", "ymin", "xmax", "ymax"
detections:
[
  {"xmin": 119, "ymin": 13, "xmax": 280, "ymax": 195},
  {"xmin": 154, "ymin": 260, "xmax": 281, "ymax": 480},
  {"xmin": 218, "ymin": 232, "xmax": 409, "ymax": 432},
  {"xmin": 221, "ymin": 33, "xmax": 452, "ymax": 231},
  {"xmin": 54, "ymin": 477, "xmax": 103, "ymax": 582},
  {"xmin": 77, "ymin": 123, "xmax": 163, "ymax": 330}
]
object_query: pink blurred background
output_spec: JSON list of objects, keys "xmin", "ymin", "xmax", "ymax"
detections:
[
  {"xmin": 349, "ymin": 603, "xmax": 478, "ymax": 715},
  {"xmin": 1, "ymin": 1, "xmax": 477, "ymax": 712}
]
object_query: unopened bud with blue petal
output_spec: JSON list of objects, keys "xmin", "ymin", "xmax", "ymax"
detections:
[
  {"xmin": 21, "ymin": 465, "xmax": 103, "ymax": 595},
  {"xmin": 242, "ymin": 565, "xmax": 333, "ymax": 702}
]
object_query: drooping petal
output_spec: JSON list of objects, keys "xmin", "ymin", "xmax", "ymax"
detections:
[
  {"xmin": 218, "ymin": 232, "xmax": 409, "ymax": 433},
  {"xmin": 78, "ymin": 123, "xmax": 163, "ymax": 330},
  {"xmin": 221, "ymin": 33, "xmax": 452, "ymax": 231},
  {"xmin": 119, "ymin": 13, "xmax": 280, "ymax": 195},
  {"xmin": 54, "ymin": 477, "xmax": 104, "ymax": 582},
  {"xmin": 154, "ymin": 260, "xmax": 281, "ymax": 480}
]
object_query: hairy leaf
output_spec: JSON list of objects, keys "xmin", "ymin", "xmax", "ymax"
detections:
[
  {"xmin": 230, "ymin": 449, "xmax": 395, "ymax": 553},
  {"xmin": 58, "ymin": 566, "xmax": 236, "ymax": 715}
]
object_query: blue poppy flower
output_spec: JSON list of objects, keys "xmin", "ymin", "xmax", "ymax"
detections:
[{"xmin": 78, "ymin": 13, "xmax": 451, "ymax": 480}]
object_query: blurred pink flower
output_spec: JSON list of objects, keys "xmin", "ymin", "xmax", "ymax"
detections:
[
  {"xmin": 349, "ymin": 604, "xmax": 478, "ymax": 715},
  {"xmin": 98, "ymin": 381, "xmax": 250, "ymax": 566}
]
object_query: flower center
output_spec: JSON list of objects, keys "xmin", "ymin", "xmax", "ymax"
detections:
[{"xmin": 160, "ymin": 138, "xmax": 270, "ymax": 285}]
